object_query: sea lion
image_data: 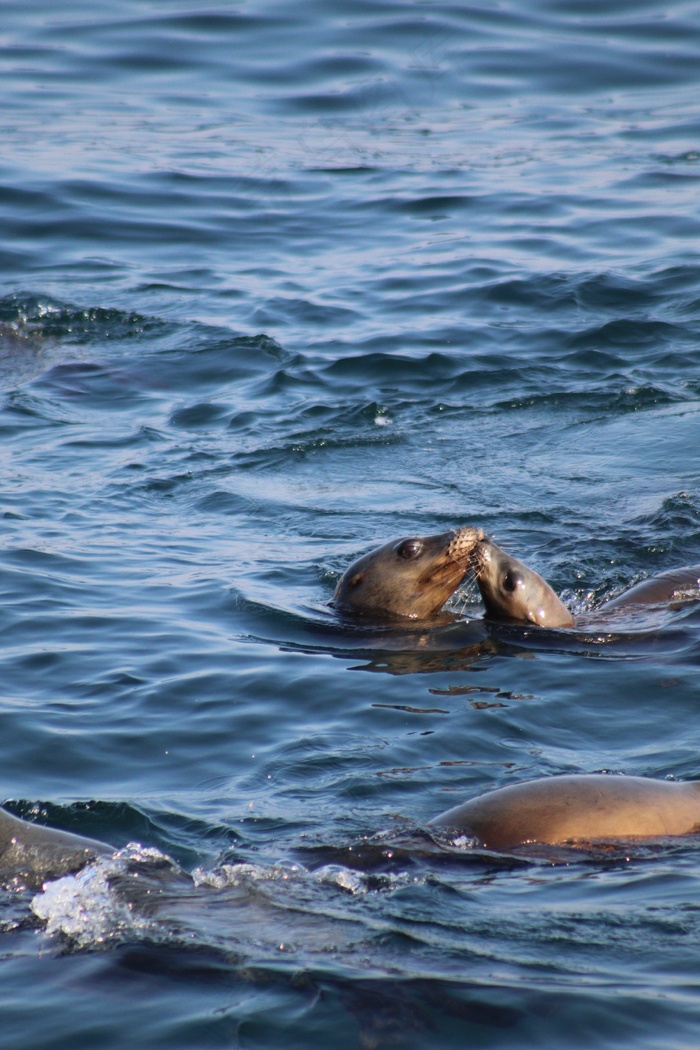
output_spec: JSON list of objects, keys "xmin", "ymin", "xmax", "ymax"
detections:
[
  {"xmin": 0, "ymin": 805, "xmax": 111, "ymax": 887},
  {"xmin": 332, "ymin": 526, "xmax": 484, "ymax": 620},
  {"xmin": 473, "ymin": 538, "xmax": 700, "ymax": 628},
  {"xmin": 600, "ymin": 564, "xmax": 700, "ymax": 612},
  {"xmin": 430, "ymin": 773, "xmax": 700, "ymax": 848},
  {"xmin": 472, "ymin": 538, "xmax": 574, "ymax": 627}
]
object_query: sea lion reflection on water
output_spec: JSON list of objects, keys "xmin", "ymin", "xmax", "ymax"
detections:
[
  {"xmin": 332, "ymin": 526, "xmax": 484, "ymax": 620},
  {"xmin": 430, "ymin": 773, "xmax": 700, "ymax": 849},
  {"xmin": 473, "ymin": 537, "xmax": 700, "ymax": 628}
]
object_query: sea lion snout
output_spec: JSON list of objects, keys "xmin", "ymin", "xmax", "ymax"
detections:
[{"xmin": 447, "ymin": 526, "xmax": 485, "ymax": 563}]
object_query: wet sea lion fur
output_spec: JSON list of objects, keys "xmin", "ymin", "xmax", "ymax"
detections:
[
  {"xmin": 332, "ymin": 525, "xmax": 484, "ymax": 620},
  {"xmin": 472, "ymin": 538, "xmax": 574, "ymax": 627},
  {"xmin": 431, "ymin": 773, "xmax": 700, "ymax": 848},
  {"xmin": 0, "ymin": 805, "xmax": 111, "ymax": 887}
]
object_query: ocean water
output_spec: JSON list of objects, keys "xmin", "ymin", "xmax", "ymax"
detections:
[{"xmin": 2, "ymin": 0, "xmax": 700, "ymax": 1046}]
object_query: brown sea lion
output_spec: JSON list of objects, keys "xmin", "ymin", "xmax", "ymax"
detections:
[
  {"xmin": 473, "ymin": 537, "xmax": 700, "ymax": 628},
  {"xmin": 332, "ymin": 526, "xmax": 484, "ymax": 620},
  {"xmin": 430, "ymin": 773, "xmax": 700, "ymax": 848}
]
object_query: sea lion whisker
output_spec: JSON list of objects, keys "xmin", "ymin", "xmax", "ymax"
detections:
[{"xmin": 451, "ymin": 575, "xmax": 480, "ymax": 616}]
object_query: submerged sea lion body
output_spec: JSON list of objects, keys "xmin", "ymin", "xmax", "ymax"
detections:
[
  {"xmin": 473, "ymin": 538, "xmax": 700, "ymax": 629},
  {"xmin": 601, "ymin": 564, "xmax": 700, "ymax": 613},
  {"xmin": 0, "ymin": 805, "xmax": 111, "ymax": 887},
  {"xmin": 430, "ymin": 774, "xmax": 700, "ymax": 848},
  {"xmin": 332, "ymin": 526, "xmax": 484, "ymax": 620}
]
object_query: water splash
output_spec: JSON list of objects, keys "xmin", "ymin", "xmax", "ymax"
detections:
[{"xmin": 30, "ymin": 845, "xmax": 172, "ymax": 948}]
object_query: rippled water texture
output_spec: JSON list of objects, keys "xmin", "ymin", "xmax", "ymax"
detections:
[{"xmin": 2, "ymin": 1, "xmax": 700, "ymax": 1047}]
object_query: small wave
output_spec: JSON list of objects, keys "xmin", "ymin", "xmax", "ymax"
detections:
[
  {"xmin": 193, "ymin": 856, "xmax": 415, "ymax": 897},
  {"xmin": 30, "ymin": 845, "xmax": 175, "ymax": 948},
  {"xmin": 191, "ymin": 859, "xmax": 306, "ymax": 891}
]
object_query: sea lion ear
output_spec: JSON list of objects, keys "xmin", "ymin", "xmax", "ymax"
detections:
[{"xmin": 349, "ymin": 573, "xmax": 363, "ymax": 587}]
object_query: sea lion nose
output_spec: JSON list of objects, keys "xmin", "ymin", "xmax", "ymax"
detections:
[{"xmin": 447, "ymin": 526, "xmax": 485, "ymax": 561}]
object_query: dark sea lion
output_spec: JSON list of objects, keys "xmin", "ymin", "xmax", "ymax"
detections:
[
  {"xmin": 0, "ymin": 805, "xmax": 111, "ymax": 888},
  {"xmin": 473, "ymin": 538, "xmax": 700, "ymax": 628},
  {"xmin": 430, "ymin": 774, "xmax": 700, "ymax": 848},
  {"xmin": 332, "ymin": 526, "xmax": 484, "ymax": 620},
  {"xmin": 600, "ymin": 564, "xmax": 700, "ymax": 613}
]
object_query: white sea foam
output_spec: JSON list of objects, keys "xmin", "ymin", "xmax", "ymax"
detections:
[
  {"xmin": 30, "ymin": 845, "xmax": 171, "ymax": 947},
  {"xmin": 191, "ymin": 860, "xmax": 305, "ymax": 890}
]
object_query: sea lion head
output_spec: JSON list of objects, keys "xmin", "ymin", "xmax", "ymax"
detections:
[
  {"xmin": 332, "ymin": 526, "xmax": 484, "ymax": 620},
  {"xmin": 473, "ymin": 538, "xmax": 574, "ymax": 628}
]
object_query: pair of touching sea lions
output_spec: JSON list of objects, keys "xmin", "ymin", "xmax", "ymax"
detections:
[
  {"xmin": 332, "ymin": 525, "xmax": 700, "ymax": 628},
  {"xmin": 332, "ymin": 525, "xmax": 700, "ymax": 850}
]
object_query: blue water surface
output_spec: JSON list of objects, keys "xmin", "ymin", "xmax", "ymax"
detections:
[{"xmin": 2, "ymin": 1, "xmax": 700, "ymax": 1046}]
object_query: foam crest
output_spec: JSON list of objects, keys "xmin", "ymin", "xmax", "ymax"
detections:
[
  {"xmin": 312, "ymin": 864, "xmax": 413, "ymax": 894},
  {"xmin": 192, "ymin": 859, "xmax": 414, "ymax": 896},
  {"xmin": 30, "ymin": 844, "xmax": 170, "ymax": 947},
  {"xmin": 191, "ymin": 860, "xmax": 305, "ymax": 890}
]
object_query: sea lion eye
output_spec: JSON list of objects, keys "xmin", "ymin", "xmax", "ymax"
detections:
[
  {"xmin": 503, "ymin": 570, "xmax": 520, "ymax": 592},
  {"xmin": 396, "ymin": 538, "xmax": 423, "ymax": 560}
]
